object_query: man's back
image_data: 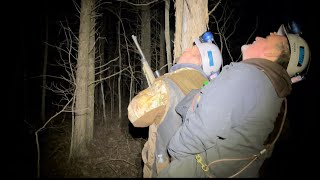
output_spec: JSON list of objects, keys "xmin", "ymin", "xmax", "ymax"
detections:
[{"xmin": 160, "ymin": 61, "xmax": 285, "ymax": 177}]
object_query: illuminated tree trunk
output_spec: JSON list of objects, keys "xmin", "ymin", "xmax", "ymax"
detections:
[
  {"xmin": 117, "ymin": 21, "xmax": 122, "ymax": 119},
  {"xmin": 87, "ymin": 0, "xmax": 95, "ymax": 143},
  {"xmin": 164, "ymin": 0, "xmax": 172, "ymax": 72},
  {"xmin": 71, "ymin": 0, "xmax": 94, "ymax": 158},
  {"xmin": 173, "ymin": 0, "xmax": 208, "ymax": 63}
]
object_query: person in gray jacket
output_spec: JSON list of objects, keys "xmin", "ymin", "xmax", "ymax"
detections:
[{"xmin": 157, "ymin": 24, "xmax": 310, "ymax": 178}]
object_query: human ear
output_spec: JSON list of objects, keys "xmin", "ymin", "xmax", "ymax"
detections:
[{"xmin": 264, "ymin": 50, "xmax": 281, "ymax": 57}]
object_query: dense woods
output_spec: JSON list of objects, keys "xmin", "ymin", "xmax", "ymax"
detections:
[{"xmin": 10, "ymin": 0, "xmax": 317, "ymax": 178}]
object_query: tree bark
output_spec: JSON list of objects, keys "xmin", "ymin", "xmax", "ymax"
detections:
[
  {"xmin": 174, "ymin": 0, "xmax": 208, "ymax": 63},
  {"xmin": 71, "ymin": 0, "xmax": 93, "ymax": 157},
  {"xmin": 118, "ymin": 21, "xmax": 122, "ymax": 119},
  {"xmin": 87, "ymin": 0, "xmax": 95, "ymax": 143},
  {"xmin": 164, "ymin": 0, "xmax": 172, "ymax": 72}
]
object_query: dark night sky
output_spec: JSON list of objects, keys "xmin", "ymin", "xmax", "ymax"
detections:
[{"xmin": 6, "ymin": 0, "xmax": 319, "ymax": 178}]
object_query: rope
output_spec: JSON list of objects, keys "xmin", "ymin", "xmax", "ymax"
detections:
[{"xmin": 195, "ymin": 98, "xmax": 288, "ymax": 178}]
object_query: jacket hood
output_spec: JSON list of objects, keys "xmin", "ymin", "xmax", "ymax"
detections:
[{"xmin": 243, "ymin": 58, "xmax": 292, "ymax": 98}]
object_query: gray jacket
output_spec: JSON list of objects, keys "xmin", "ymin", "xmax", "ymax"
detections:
[{"xmin": 158, "ymin": 58, "xmax": 292, "ymax": 178}]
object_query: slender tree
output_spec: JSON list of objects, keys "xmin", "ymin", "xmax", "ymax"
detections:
[
  {"xmin": 41, "ymin": 15, "xmax": 49, "ymax": 123},
  {"xmin": 164, "ymin": 0, "xmax": 172, "ymax": 72},
  {"xmin": 140, "ymin": 4, "xmax": 151, "ymax": 88},
  {"xmin": 160, "ymin": 25, "xmax": 166, "ymax": 75},
  {"xmin": 96, "ymin": 14, "xmax": 107, "ymax": 125},
  {"xmin": 117, "ymin": 20, "xmax": 122, "ymax": 119}
]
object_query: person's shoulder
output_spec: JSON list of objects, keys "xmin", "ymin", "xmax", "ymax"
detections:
[
  {"xmin": 170, "ymin": 63, "xmax": 202, "ymax": 72},
  {"xmin": 218, "ymin": 62, "xmax": 267, "ymax": 85},
  {"xmin": 222, "ymin": 61, "xmax": 259, "ymax": 73}
]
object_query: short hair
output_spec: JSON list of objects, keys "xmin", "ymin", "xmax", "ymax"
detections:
[{"xmin": 275, "ymin": 41, "xmax": 290, "ymax": 69}]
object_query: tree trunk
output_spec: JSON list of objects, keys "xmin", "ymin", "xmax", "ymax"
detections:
[
  {"xmin": 106, "ymin": 11, "xmax": 115, "ymax": 122},
  {"xmin": 41, "ymin": 15, "xmax": 49, "ymax": 123},
  {"xmin": 141, "ymin": 5, "xmax": 151, "ymax": 88},
  {"xmin": 71, "ymin": 0, "xmax": 93, "ymax": 158},
  {"xmin": 160, "ymin": 27, "xmax": 166, "ymax": 75},
  {"xmin": 118, "ymin": 21, "xmax": 122, "ymax": 119},
  {"xmin": 87, "ymin": 0, "xmax": 95, "ymax": 143},
  {"xmin": 174, "ymin": 0, "xmax": 208, "ymax": 63},
  {"xmin": 98, "ymin": 14, "xmax": 107, "ymax": 125},
  {"xmin": 164, "ymin": 0, "xmax": 172, "ymax": 72}
]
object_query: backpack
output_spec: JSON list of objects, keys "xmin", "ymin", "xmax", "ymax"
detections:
[{"xmin": 127, "ymin": 67, "xmax": 208, "ymax": 177}]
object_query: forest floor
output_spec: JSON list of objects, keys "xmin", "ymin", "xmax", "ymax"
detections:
[
  {"xmin": 36, "ymin": 99, "xmax": 295, "ymax": 178},
  {"xmin": 40, "ymin": 102, "xmax": 149, "ymax": 178}
]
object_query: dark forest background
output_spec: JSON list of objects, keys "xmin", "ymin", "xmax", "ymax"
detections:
[{"xmin": 6, "ymin": 0, "xmax": 319, "ymax": 178}]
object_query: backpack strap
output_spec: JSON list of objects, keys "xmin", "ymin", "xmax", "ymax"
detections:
[
  {"xmin": 133, "ymin": 67, "xmax": 208, "ymax": 177},
  {"xmin": 166, "ymin": 68, "xmax": 208, "ymax": 95},
  {"xmin": 263, "ymin": 98, "xmax": 288, "ymax": 158}
]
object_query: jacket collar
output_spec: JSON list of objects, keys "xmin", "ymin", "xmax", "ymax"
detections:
[{"xmin": 242, "ymin": 58, "xmax": 292, "ymax": 98}]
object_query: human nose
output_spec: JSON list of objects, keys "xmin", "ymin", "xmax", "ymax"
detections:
[
  {"xmin": 270, "ymin": 32, "xmax": 277, "ymax": 35},
  {"xmin": 255, "ymin": 37, "xmax": 264, "ymax": 41}
]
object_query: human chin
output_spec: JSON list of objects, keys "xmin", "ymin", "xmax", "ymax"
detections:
[
  {"xmin": 241, "ymin": 44, "xmax": 249, "ymax": 54},
  {"xmin": 241, "ymin": 45, "xmax": 249, "ymax": 60}
]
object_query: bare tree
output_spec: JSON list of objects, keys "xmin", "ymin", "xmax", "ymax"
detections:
[
  {"xmin": 117, "ymin": 20, "xmax": 122, "ymax": 119},
  {"xmin": 41, "ymin": 15, "xmax": 49, "ymax": 124},
  {"xmin": 95, "ymin": 14, "xmax": 108, "ymax": 125},
  {"xmin": 35, "ymin": 18, "xmax": 79, "ymax": 176},
  {"xmin": 209, "ymin": 0, "xmax": 240, "ymax": 63},
  {"xmin": 70, "ymin": 0, "xmax": 96, "ymax": 158}
]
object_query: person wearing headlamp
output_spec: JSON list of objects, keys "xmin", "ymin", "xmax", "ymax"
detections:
[{"xmin": 157, "ymin": 24, "xmax": 310, "ymax": 178}]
